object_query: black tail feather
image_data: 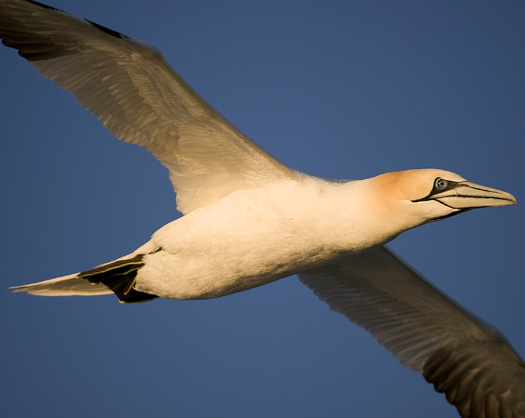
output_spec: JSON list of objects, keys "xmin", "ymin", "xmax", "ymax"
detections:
[{"xmin": 79, "ymin": 253, "xmax": 158, "ymax": 303}]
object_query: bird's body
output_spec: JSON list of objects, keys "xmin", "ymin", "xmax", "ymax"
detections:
[
  {"xmin": 125, "ymin": 169, "xmax": 504, "ymax": 300},
  {"xmin": 1, "ymin": 1, "xmax": 524, "ymax": 417},
  {"xmin": 21, "ymin": 169, "xmax": 491, "ymax": 301},
  {"xmin": 141, "ymin": 177, "xmax": 341, "ymax": 299}
]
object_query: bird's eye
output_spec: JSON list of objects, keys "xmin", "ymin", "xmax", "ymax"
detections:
[{"xmin": 434, "ymin": 178, "xmax": 448, "ymax": 191}]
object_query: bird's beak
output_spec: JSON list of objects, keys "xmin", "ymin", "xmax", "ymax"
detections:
[{"xmin": 430, "ymin": 182, "xmax": 517, "ymax": 209}]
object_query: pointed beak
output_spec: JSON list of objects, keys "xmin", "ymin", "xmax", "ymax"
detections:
[{"xmin": 431, "ymin": 181, "xmax": 517, "ymax": 209}]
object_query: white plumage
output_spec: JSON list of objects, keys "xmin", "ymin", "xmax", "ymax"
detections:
[{"xmin": 1, "ymin": 1, "xmax": 523, "ymax": 417}]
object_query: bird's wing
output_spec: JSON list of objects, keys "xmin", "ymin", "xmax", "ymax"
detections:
[
  {"xmin": 299, "ymin": 246, "xmax": 525, "ymax": 418},
  {"xmin": 0, "ymin": 0, "xmax": 296, "ymax": 214}
]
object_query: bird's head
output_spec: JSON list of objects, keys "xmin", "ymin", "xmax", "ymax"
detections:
[{"xmin": 362, "ymin": 169, "xmax": 516, "ymax": 240}]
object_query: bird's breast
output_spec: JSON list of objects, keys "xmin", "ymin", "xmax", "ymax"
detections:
[{"xmin": 136, "ymin": 179, "xmax": 388, "ymax": 299}]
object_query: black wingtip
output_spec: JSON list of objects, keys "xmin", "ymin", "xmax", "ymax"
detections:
[
  {"xmin": 85, "ymin": 19, "xmax": 130, "ymax": 41},
  {"xmin": 25, "ymin": 0, "xmax": 60, "ymax": 12},
  {"xmin": 423, "ymin": 345, "xmax": 525, "ymax": 418},
  {"xmin": 23, "ymin": 0, "xmax": 130, "ymax": 41}
]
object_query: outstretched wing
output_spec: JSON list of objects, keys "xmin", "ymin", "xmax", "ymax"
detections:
[
  {"xmin": 0, "ymin": 0, "xmax": 296, "ymax": 213},
  {"xmin": 299, "ymin": 246, "xmax": 525, "ymax": 418}
]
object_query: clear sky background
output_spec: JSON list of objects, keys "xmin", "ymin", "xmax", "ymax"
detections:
[{"xmin": 1, "ymin": 1, "xmax": 523, "ymax": 417}]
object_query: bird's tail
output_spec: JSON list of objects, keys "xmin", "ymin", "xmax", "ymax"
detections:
[{"xmin": 11, "ymin": 253, "xmax": 158, "ymax": 303}]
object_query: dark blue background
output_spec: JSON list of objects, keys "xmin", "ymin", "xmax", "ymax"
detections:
[{"xmin": 1, "ymin": 1, "xmax": 523, "ymax": 417}]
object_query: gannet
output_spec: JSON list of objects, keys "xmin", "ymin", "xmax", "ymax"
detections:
[{"xmin": 1, "ymin": 0, "xmax": 523, "ymax": 417}]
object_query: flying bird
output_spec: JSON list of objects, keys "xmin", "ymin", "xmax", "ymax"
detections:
[{"xmin": 1, "ymin": 1, "xmax": 524, "ymax": 417}]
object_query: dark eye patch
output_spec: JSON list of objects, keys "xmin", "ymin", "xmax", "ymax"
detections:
[{"xmin": 411, "ymin": 178, "xmax": 460, "ymax": 202}]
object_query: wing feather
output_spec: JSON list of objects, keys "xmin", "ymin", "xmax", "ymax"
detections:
[
  {"xmin": 0, "ymin": 0, "xmax": 296, "ymax": 213},
  {"xmin": 299, "ymin": 246, "xmax": 525, "ymax": 418}
]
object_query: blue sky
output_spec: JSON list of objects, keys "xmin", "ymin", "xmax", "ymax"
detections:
[{"xmin": 1, "ymin": 1, "xmax": 523, "ymax": 417}]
